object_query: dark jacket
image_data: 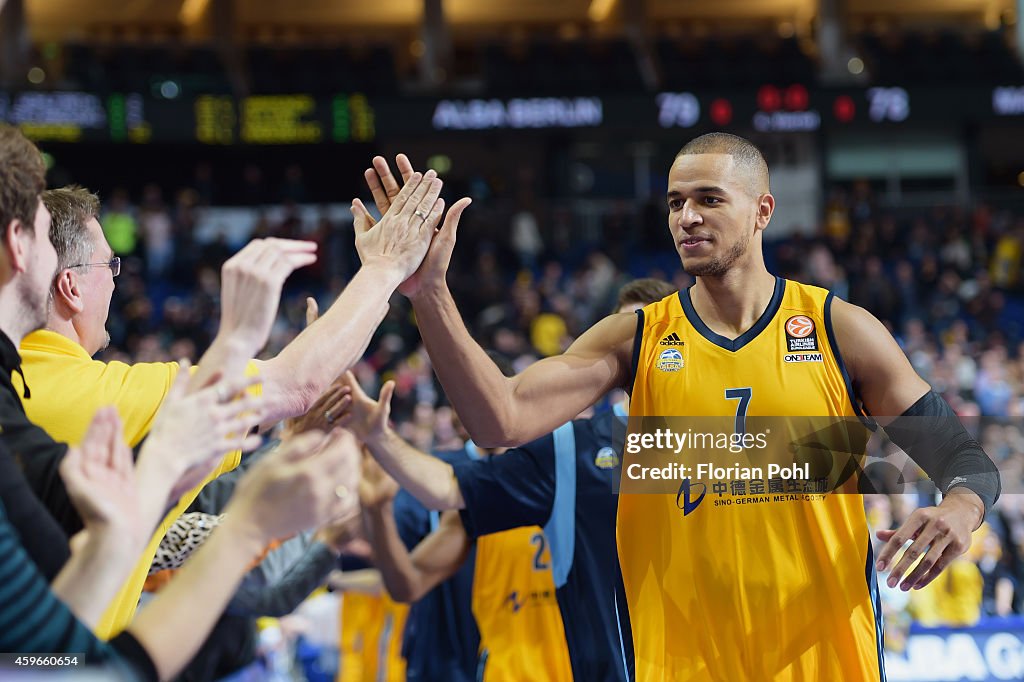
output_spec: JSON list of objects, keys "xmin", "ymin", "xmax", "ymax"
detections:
[{"xmin": 0, "ymin": 330, "xmax": 74, "ymax": 578}]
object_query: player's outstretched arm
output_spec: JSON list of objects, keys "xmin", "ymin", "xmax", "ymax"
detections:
[
  {"xmin": 356, "ymin": 155, "xmax": 634, "ymax": 447},
  {"xmin": 831, "ymin": 298, "xmax": 999, "ymax": 591},
  {"xmin": 360, "ymin": 456, "xmax": 470, "ymax": 603},
  {"xmin": 340, "ymin": 371, "xmax": 464, "ymax": 509},
  {"xmin": 417, "ymin": 298, "xmax": 634, "ymax": 447}
]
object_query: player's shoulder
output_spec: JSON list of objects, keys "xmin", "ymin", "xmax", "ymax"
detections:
[
  {"xmin": 777, "ymin": 279, "xmax": 883, "ymax": 337},
  {"xmin": 587, "ymin": 311, "xmax": 641, "ymax": 341},
  {"xmin": 636, "ymin": 289, "xmax": 684, "ymax": 321},
  {"xmin": 569, "ymin": 312, "xmax": 640, "ymax": 373},
  {"xmin": 826, "ymin": 296, "xmax": 887, "ymax": 337},
  {"xmin": 823, "ymin": 295, "xmax": 906, "ymax": 378},
  {"xmin": 777, "ymin": 277, "xmax": 833, "ymax": 314}
]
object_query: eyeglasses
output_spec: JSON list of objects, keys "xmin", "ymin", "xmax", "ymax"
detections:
[{"xmin": 69, "ymin": 256, "xmax": 120, "ymax": 278}]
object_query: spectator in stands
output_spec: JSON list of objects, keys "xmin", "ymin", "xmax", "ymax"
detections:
[
  {"xmin": 139, "ymin": 183, "xmax": 173, "ymax": 279},
  {"xmin": 101, "ymin": 187, "xmax": 137, "ymax": 255},
  {"xmin": 976, "ymin": 524, "xmax": 1016, "ymax": 617}
]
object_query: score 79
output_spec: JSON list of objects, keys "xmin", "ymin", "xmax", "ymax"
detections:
[
  {"xmin": 656, "ymin": 92, "xmax": 701, "ymax": 128},
  {"xmin": 866, "ymin": 87, "xmax": 910, "ymax": 122}
]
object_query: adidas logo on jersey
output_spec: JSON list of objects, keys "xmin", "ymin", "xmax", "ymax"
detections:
[{"xmin": 660, "ymin": 333, "xmax": 684, "ymax": 346}]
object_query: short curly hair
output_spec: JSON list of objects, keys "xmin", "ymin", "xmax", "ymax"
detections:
[{"xmin": 0, "ymin": 125, "xmax": 46, "ymax": 237}]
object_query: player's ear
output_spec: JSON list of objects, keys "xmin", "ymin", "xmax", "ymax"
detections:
[{"xmin": 755, "ymin": 193, "xmax": 775, "ymax": 232}]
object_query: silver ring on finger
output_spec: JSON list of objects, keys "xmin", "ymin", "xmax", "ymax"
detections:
[
  {"xmin": 217, "ymin": 386, "xmax": 230, "ymax": 403},
  {"xmin": 413, "ymin": 209, "xmax": 428, "ymax": 222}
]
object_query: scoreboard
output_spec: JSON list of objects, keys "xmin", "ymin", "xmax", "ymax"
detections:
[
  {"xmin": 0, "ymin": 91, "xmax": 376, "ymax": 145},
  {"xmin": 1, "ymin": 85, "xmax": 1021, "ymax": 144}
]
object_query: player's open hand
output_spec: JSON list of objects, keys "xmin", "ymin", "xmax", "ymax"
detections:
[
  {"xmin": 874, "ymin": 491, "xmax": 982, "ymax": 591},
  {"xmin": 363, "ymin": 153, "xmax": 416, "ymax": 215},
  {"xmin": 336, "ymin": 370, "xmax": 394, "ymax": 444},
  {"xmin": 218, "ymin": 238, "xmax": 318, "ymax": 354},
  {"xmin": 354, "ymin": 154, "xmax": 472, "ymax": 298}
]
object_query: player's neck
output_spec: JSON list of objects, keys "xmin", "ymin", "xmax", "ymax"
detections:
[{"xmin": 691, "ymin": 268, "xmax": 777, "ymax": 340}]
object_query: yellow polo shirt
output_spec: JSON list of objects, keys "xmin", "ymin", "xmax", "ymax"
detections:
[{"xmin": 16, "ymin": 329, "xmax": 259, "ymax": 638}]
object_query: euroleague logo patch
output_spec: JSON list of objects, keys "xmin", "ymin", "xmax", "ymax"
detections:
[
  {"xmin": 784, "ymin": 315, "xmax": 819, "ymax": 353},
  {"xmin": 656, "ymin": 348, "xmax": 684, "ymax": 372}
]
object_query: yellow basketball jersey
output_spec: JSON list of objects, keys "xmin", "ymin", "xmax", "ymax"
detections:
[
  {"xmin": 472, "ymin": 526, "xmax": 574, "ymax": 681},
  {"xmin": 338, "ymin": 591, "xmax": 408, "ymax": 682},
  {"xmin": 620, "ymin": 278, "xmax": 884, "ymax": 681}
]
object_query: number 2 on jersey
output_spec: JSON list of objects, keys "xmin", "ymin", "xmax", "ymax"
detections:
[{"xmin": 530, "ymin": 532, "xmax": 550, "ymax": 571}]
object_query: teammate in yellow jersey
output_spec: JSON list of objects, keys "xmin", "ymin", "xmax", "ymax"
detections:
[
  {"xmin": 338, "ymin": 587, "xmax": 409, "ymax": 682},
  {"xmin": 357, "ymin": 437, "xmax": 573, "ymax": 682},
  {"xmin": 353, "ymin": 143, "xmax": 1000, "ymax": 681}
]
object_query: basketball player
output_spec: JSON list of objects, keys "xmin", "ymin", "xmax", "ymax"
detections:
[
  {"xmin": 344, "ymin": 280, "xmax": 673, "ymax": 682},
  {"xmin": 360, "ymin": 449, "xmax": 573, "ymax": 682},
  {"xmin": 353, "ymin": 141, "xmax": 1000, "ymax": 680},
  {"xmin": 352, "ymin": 355, "xmax": 573, "ymax": 682}
]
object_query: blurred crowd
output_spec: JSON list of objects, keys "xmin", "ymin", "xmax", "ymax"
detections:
[{"xmin": 87, "ymin": 170, "xmax": 1024, "ymax": 645}]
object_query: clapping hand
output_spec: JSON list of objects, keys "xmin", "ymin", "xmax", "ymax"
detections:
[
  {"xmin": 61, "ymin": 407, "xmax": 139, "ymax": 538},
  {"xmin": 224, "ymin": 428, "xmax": 362, "ymax": 545},
  {"xmin": 143, "ymin": 360, "xmax": 266, "ymax": 504}
]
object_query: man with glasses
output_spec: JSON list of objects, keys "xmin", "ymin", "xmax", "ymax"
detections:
[{"xmin": 46, "ymin": 187, "xmax": 120, "ymax": 354}]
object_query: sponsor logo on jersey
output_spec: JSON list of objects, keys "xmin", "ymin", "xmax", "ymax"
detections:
[
  {"xmin": 784, "ymin": 353, "xmax": 823, "ymax": 363},
  {"xmin": 594, "ymin": 446, "xmax": 620, "ymax": 469},
  {"xmin": 785, "ymin": 315, "xmax": 819, "ymax": 352},
  {"xmin": 503, "ymin": 591, "xmax": 524, "ymax": 613},
  {"xmin": 676, "ymin": 478, "xmax": 707, "ymax": 516},
  {"xmin": 659, "ymin": 332, "xmax": 684, "ymax": 346},
  {"xmin": 656, "ymin": 348, "xmax": 684, "ymax": 372}
]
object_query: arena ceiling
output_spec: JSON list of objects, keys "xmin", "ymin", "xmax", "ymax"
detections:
[{"xmin": 21, "ymin": 0, "xmax": 1016, "ymax": 43}]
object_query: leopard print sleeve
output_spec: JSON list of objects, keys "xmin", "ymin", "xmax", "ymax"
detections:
[{"xmin": 148, "ymin": 512, "xmax": 224, "ymax": 575}]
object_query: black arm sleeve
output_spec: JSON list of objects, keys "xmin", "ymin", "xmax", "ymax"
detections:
[{"xmin": 883, "ymin": 391, "xmax": 1001, "ymax": 515}]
